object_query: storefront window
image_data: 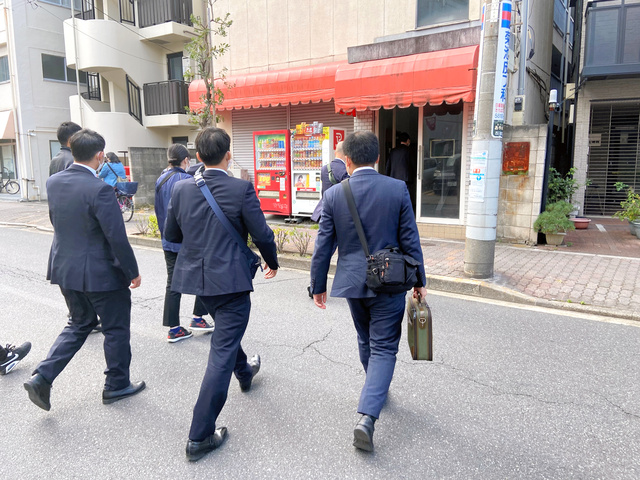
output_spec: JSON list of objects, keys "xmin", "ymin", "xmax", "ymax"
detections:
[
  {"xmin": 420, "ymin": 103, "xmax": 463, "ymax": 219},
  {"xmin": 0, "ymin": 144, "xmax": 17, "ymax": 180}
]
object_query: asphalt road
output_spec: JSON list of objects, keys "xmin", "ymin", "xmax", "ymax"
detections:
[{"xmin": 1, "ymin": 226, "xmax": 639, "ymax": 479}]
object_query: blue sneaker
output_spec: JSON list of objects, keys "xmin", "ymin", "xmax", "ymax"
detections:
[{"xmin": 167, "ymin": 326, "xmax": 193, "ymax": 343}]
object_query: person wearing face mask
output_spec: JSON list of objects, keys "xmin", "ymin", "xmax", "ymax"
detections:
[
  {"xmin": 98, "ymin": 152, "xmax": 127, "ymax": 187},
  {"xmin": 155, "ymin": 144, "xmax": 214, "ymax": 343},
  {"xmin": 25, "ymin": 129, "xmax": 144, "ymax": 411}
]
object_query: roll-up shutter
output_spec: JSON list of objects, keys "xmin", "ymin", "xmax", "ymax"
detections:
[
  {"xmin": 231, "ymin": 102, "xmax": 353, "ymax": 180},
  {"xmin": 290, "ymin": 102, "xmax": 354, "ymax": 134},
  {"xmin": 231, "ymin": 107, "xmax": 288, "ymax": 179},
  {"xmin": 584, "ymin": 102, "xmax": 640, "ymax": 216}
]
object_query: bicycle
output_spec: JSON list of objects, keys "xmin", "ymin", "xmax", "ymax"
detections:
[
  {"xmin": 116, "ymin": 190, "xmax": 134, "ymax": 222},
  {"xmin": 0, "ymin": 176, "xmax": 20, "ymax": 195}
]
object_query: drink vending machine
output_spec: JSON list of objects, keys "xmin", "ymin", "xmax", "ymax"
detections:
[
  {"xmin": 290, "ymin": 123, "xmax": 345, "ymax": 218},
  {"xmin": 253, "ymin": 130, "xmax": 291, "ymax": 216}
]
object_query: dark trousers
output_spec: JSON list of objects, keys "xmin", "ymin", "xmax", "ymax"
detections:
[
  {"xmin": 35, "ymin": 287, "xmax": 132, "ymax": 391},
  {"xmin": 0, "ymin": 344, "xmax": 6, "ymax": 361},
  {"xmin": 163, "ymin": 250, "xmax": 208, "ymax": 327},
  {"xmin": 346, "ymin": 293, "xmax": 406, "ymax": 419},
  {"xmin": 188, "ymin": 292, "xmax": 254, "ymax": 441}
]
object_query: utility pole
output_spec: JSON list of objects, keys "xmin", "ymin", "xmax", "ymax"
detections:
[{"xmin": 464, "ymin": 0, "xmax": 513, "ymax": 278}]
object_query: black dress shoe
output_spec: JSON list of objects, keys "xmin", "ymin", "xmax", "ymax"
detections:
[
  {"xmin": 102, "ymin": 381, "xmax": 146, "ymax": 405},
  {"xmin": 239, "ymin": 354, "xmax": 261, "ymax": 392},
  {"xmin": 24, "ymin": 373, "xmax": 52, "ymax": 411},
  {"xmin": 186, "ymin": 427, "xmax": 228, "ymax": 462},
  {"xmin": 353, "ymin": 414, "xmax": 375, "ymax": 452}
]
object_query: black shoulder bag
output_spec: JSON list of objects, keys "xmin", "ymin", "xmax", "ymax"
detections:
[
  {"xmin": 194, "ymin": 168, "xmax": 262, "ymax": 279},
  {"xmin": 341, "ymin": 179, "xmax": 420, "ymax": 294}
]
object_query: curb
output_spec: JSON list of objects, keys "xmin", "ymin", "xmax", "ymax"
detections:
[{"xmin": 4, "ymin": 222, "xmax": 637, "ymax": 322}]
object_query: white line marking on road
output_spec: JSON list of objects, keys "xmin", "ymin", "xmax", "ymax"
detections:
[{"xmin": 596, "ymin": 224, "xmax": 606, "ymax": 232}]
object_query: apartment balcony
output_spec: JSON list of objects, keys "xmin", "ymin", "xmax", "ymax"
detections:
[
  {"xmin": 583, "ymin": 2, "xmax": 640, "ymax": 78},
  {"xmin": 143, "ymin": 80, "xmax": 191, "ymax": 128},
  {"xmin": 139, "ymin": 0, "xmax": 195, "ymax": 44}
]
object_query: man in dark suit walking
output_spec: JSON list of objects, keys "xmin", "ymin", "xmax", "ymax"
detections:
[
  {"xmin": 49, "ymin": 122, "xmax": 82, "ymax": 176},
  {"xmin": 24, "ymin": 129, "xmax": 145, "ymax": 411},
  {"xmin": 164, "ymin": 127, "xmax": 279, "ymax": 462},
  {"xmin": 310, "ymin": 131, "xmax": 426, "ymax": 452},
  {"xmin": 310, "ymin": 141, "xmax": 349, "ymax": 222}
]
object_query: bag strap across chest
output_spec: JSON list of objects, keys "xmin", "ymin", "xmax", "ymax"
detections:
[{"xmin": 341, "ymin": 179, "xmax": 371, "ymax": 258}]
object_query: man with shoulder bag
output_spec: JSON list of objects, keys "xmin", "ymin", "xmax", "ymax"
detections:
[
  {"xmin": 164, "ymin": 127, "xmax": 279, "ymax": 462},
  {"xmin": 310, "ymin": 131, "xmax": 426, "ymax": 452}
]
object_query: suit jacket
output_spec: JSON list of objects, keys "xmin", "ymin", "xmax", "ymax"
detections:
[
  {"xmin": 46, "ymin": 164, "xmax": 139, "ymax": 292},
  {"xmin": 49, "ymin": 147, "xmax": 74, "ymax": 176},
  {"xmin": 386, "ymin": 144, "xmax": 411, "ymax": 182},
  {"xmin": 164, "ymin": 169, "xmax": 278, "ymax": 296},
  {"xmin": 310, "ymin": 158, "xmax": 349, "ymax": 222},
  {"xmin": 310, "ymin": 168, "xmax": 426, "ymax": 298}
]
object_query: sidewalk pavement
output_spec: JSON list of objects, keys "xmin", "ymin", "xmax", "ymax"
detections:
[{"xmin": 1, "ymin": 196, "xmax": 639, "ymax": 321}]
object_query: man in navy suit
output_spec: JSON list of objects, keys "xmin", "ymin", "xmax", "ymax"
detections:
[
  {"xmin": 310, "ymin": 141, "xmax": 349, "ymax": 222},
  {"xmin": 164, "ymin": 127, "xmax": 279, "ymax": 462},
  {"xmin": 25, "ymin": 129, "xmax": 145, "ymax": 411},
  {"xmin": 310, "ymin": 131, "xmax": 426, "ymax": 452}
]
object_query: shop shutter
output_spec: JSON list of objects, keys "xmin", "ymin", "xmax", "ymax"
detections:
[
  {"xmin": 290, "ymin": 102, "xmax": 355, "ymax": 134},
  {"xmin": 585, "ymin": 102, "xmax": 640, "ymax": 216},
  {"xmin": 231, "ymin": 107, "xmax": 288, "ymax": 179}
]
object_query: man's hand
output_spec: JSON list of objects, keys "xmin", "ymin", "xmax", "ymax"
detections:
[
  {"xmin": 264, "ymin": 265, "xmax": 277, "ymax": 279},
  {"xmin": 130, "ymin": 275, "xmax": 142, "ymax": 289},
  {"xmin": 313, "ymin": 292, "xmax": 327, "ymax": 309},
  {"xmin": 413, "ymin": 286, "xmax": 427, "ymax": 301}
]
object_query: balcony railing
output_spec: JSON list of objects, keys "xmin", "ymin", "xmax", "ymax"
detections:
[
  {"xmin": 583, "ymin": 1, "xmax": 640, "ymax": 78},
  {"xmin": 120, "ymin": 0, "xmax": 135, "ymax": 25},
  {"xmin": 81, "ymin": 73, "xmax": 101, "ymax": 101},
  {"xmin": 138, "ymin": 0, "xmax": 193, "ymax": 28},
  {"xmin": 75, "ymin": 0, "xmax": 95, "ymax": 20},
  {"xmin": 127, "ymin": 75, "xmax": 143, "ymax": 124},
  {"xmin": 143, "ymin": 80, "xmax": 189, "ymax": 116}
]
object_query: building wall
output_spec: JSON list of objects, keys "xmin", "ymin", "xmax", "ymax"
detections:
[
  {"xmin": 6, "ymin": 0, "xmax": 81, "ymax": 200},
  {"xmin": 213, "ymin": 0, "xmax": 482, "ymax": 75}
]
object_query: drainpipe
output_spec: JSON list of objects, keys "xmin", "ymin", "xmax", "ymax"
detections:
[
  {"xmin": 517, "ymin": 0, "xmax": 528, "ymax": 96},
  {"xmin": 70, "ymin": 0, "xmax": 84, "ymax": 125}
]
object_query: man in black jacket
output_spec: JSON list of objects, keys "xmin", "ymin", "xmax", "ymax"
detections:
[
  {"xmin": 25, "ymin": 129, "xmax": 144, "ymax": 411},
  {"xmin": 48, "ymin": 122, "xmax": 81, "ymax": 176},
  {"xmin": 165, "ymin": 127, "xmax": 279, "ymax": 462}
]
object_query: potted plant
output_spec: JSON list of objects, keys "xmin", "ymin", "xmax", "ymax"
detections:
[
  {"xmin": 613, "ymin": 182, "xmax": 640, "ymax": 237},
  {"xmin": 534, "ymin": 201, "xmax": 576, "ymax": 245},
  {"xmin": 548, "ymin": 167, "xmax": 592, "ymax": 217}
]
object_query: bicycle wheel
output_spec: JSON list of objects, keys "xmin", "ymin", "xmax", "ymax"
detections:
[
  {"xmin": 120, "ymin": 196, "xmax": 134, "ymax": 222},
  {"xmin": 5, "ymin": 180, "xmax": 19, "ymax": 195}
]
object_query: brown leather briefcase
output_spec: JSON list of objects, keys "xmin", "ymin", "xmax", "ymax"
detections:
[{"xmin": 406, "ymin": 295, "xmax": 433, "ymax": 361}]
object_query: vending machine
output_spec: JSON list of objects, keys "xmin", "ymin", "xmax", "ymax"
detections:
[
  {"xmin": 253, "ymin": 130, "xmax": 292, "ymax": 216},
  {"xmin": 290, "ymin": 123, "xmax": 345, "ymax": 218}
]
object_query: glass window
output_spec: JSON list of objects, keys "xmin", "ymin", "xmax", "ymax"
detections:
[
  {"xmin": 168, "ymin": 53, "xmax": 184, "ymax": 81},
  {"xmin": 417, "ymin": 0, "xmax": 469, "ymax": 28},
  {"xmin": 0, "ymin": 144, "xmax": 17, "ymax": 180},
  {"xmin": 0, "ymin": 56, "xmax": 9, "ymax": 83},
  {"xmin": 50, "ymin": 140, "xmax": 61, "ymax": 160},
  {"xmin": 39, "ymin": 0, "xmax": 82, "ymax": 11},
  {"xmin": 586, "ymin": 9, "xmax": 619, "ymax": 66},
  {"xmin": 420, "ymin": 103, "xmax": 464, "ymax": 220},
  {"xmin": 42, "ymin": 53, "xmax": 87, "ymax": 83}
]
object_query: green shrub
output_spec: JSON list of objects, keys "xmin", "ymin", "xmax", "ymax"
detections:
[
  {"xmin": 290, "ymin": 228, "xmax": 312, "ymax": 256},
  {"xmin": 148, "ymin": 215, "xmax": 160, "ymax": 238},
  {"xmin": 272, "ymin": 227, "xmax": 290, "ymax": 253},
  {"xmin": 533, "ymin": 201, "xmax": 575, "ymax": 235},
  {"xmin": 613, "ymin": 182, "xmax": 640, "ymax": 222}
]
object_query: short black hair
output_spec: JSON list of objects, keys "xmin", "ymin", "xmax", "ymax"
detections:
[
  {"xmin": 105, "ymin": 152, "xmax": 121, "ymax": 164},
  {"xmin": 195, "ymin": 127, "xmax": 230, "ymax": 166},
  {"xmin": 398, "ymin": 132, "xmax": 410, "ymax": 143},
  {"xmin": 343, "ymin": 131, "xmax": 379, "ymax": 165},
  {"xmin": 167, "ymin": 144, "xmax": 190, "ymax": 167},
  {"xmin": 69, "ymin": 129, "xmax": 105, "ymax": 163},
  {"xmin": 57, "ymin": 122, "xmax": 82, "ymax": 146}
]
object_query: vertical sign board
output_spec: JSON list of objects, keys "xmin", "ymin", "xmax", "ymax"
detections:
[
  {"xmin": 472, "ymin": 4, "xmax": 486, "ymax": 138},
  {"xmin": 492, "ymin": 0, "xmax": 512, "ymax": 138},
  {"xmin": 469, "ymin": 151, "xmax": 489, "ymax": 202}
]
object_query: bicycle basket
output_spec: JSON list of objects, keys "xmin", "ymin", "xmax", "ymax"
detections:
[{"xmin": 116, "ymin": 182, "xmax": 138, "ymax": 195}]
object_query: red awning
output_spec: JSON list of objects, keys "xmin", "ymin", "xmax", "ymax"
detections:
[
  {"xmin": 334, "ymin": 45, "xmax": 479, "ymax": 112},
  {"xmin": 189, "ymin": 62, "xmax": 345, "ymax": 112}
]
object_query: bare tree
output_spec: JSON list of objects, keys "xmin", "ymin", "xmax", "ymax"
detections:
[{"xmin": 184, "ymin": 0, "xmax": 232, "ymax": 128}]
